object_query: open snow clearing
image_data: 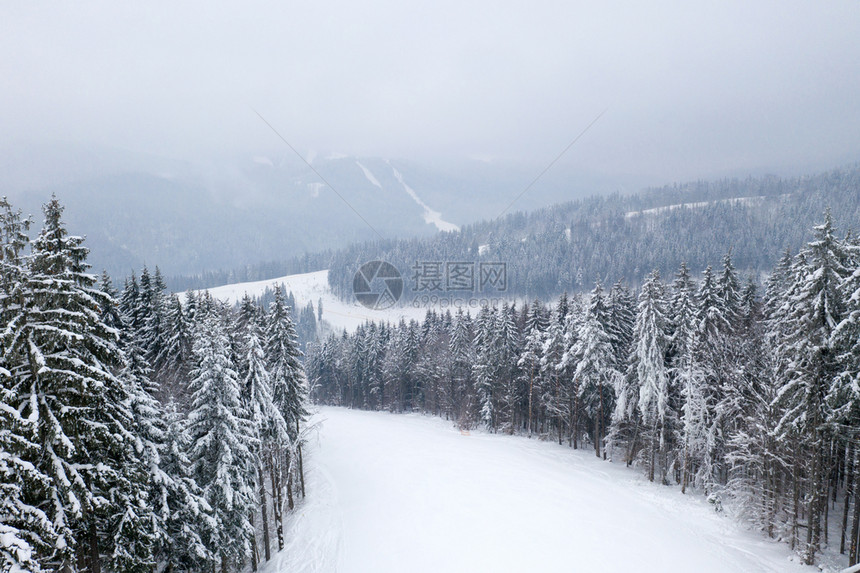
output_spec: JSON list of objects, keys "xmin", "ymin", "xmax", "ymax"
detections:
[{"xmin": 264, "ymin": 407, "xmax": 814, "ymax": 573}]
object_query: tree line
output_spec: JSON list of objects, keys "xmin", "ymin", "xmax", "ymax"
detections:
[
  {"xmin": 307, "ymin": 212, "xmax": 860, "ymax": 568},
  {"xmin": 0, "ymin": 197, "xmax": 309, "ymax": 572},
  {"xmin": 325, "ymin": 166, "xmax": 860, "ymax": 300}
]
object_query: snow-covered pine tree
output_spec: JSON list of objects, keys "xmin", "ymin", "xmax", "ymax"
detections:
[
  {"xmin": 571, "ymin": 283, "xmax": 618, "ymax": 458},
  {"xmin": 6, "ymin": 198, "xmax": 151, "ymax": 571},
  {"xmin": 242, "ymin": 320, "xmax": 289, "ymax": 569},
  {"xmin": 159, "ymin": 401, "xmax": 212, "ymax": 572},
  {"xmin": 265, "ymin": 288, "xmax": 308, "ymax": 440},
  {"xmin": 496, "ymin": 302, "xmax": 522, "ymax": 434},
  {"xmin": 633, "ymin": 270, "xmax": 673, "ymax": 483},
  {"xmin": 263, "ymin": 287, "xmax": 308, "ymax": 546},
  {"xmin": 0, "ymin": 385, "xmax": 56, "ymax": 572},
  {"xmin": 541, "ymin": 302, "xmax": 570, "ymax": 445},
  {"xmin": 97, "ymin": 272, "xmax": 125, "ymax": 335},
  {"xmin": 668, "ymin": 263, "xmax": 706, "ymax": 493},
  {"xmin": 694, "ymin": 264, "xmax": 733, "ymax": 491},
  {"xmin": 449, "ymin": 309, "xmax": 475, "ymax": 428},
  {"xmin": 724, "ymin": 278, "xmax": 784, "ymax": 538},
  {"xmin": 416, "ymin": 311, "xmax": 449, "ymax": 417},
  {"xmin": 154, "ymin": 293, "xmax": 193, "ymax": 404},
  {"xmin": 0, "ymin": 198, "xmax": 56, "ymax": 572},
  {"xmin": 141, "ymin": 267, "xmax": 168, "ymax": 370},
  {"xmin": 831, "ymin": 231, "xmax": 860, "ymax": 564},
  {"xmin": 362, "ymin": 323, "xmax": 385, "ymax": 412},
  {"xmin": 559, "ymin": 294, "xmax": 585, "ymax": 448},
  {"xmin": 606, "ymin": 280, "xmax": 635, "ymax": 374},
  {"xmin": 187, "ymin": 313, "xmax": 257, "ymax": 573},
  {"xmin": 119, "ymin": 273, "xmax": 141, "ymax": 335},
  {"xmin": 473, "ymin": 305, "xmax": 498, "ymax": 430},
  {"xmin": 772, "ymin": 212, "xmax": 848, "ymax": 564},
  {"xmin": 518, "ymin": 300, "xmax": 547, "ymax": 437}
]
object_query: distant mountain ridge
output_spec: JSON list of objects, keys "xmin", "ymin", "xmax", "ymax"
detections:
[
  {"xmin": 323, "ymin": 164, "xmax": 860, "ymax": 300},
  {"xmin": 0, "ymin": 142, "xmax": 626, "ymax": 281}
]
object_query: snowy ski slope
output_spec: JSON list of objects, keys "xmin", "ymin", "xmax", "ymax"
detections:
[
  {"xmin": 201, "ymin": 270, "xmax": 428, "ymax": 332},
  {"xmin": 263, "ymin": 407, "xmax": 818, "ymax": 573}
]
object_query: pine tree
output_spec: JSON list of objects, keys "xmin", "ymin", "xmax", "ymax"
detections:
[
  {"xmin": 242, "ymin": 325, "xmax": 288, "ymax": 569},
  {"xmin": 571, "ymin": 283, "xmax": 618, "ymax": 458},
  {"xmin": 265, "ymin": 288, "xmax": 307, "ymax": 440},
  {"xmin": 518, "ymin": 301, "xmax": 547, "ymax": 437},
  {"xmin": 541, "ymin": 303, "xmax": 570, "ymax": 445},
  {"xmin": 772, "ymin": 212, "xmax": 848, "ymax": 564},
  {"xmin": 159, "ymin": 401, "xmax": 212, "ymax": 572},
  {"xmin": 155, "ymin": 293, "xmax": 193, "ymax": 404},
  {"xmin": 496, "ymin": 303, "xmax": 522, "ymax": 434},
  {"xmin": 668, "ymin": 263, "xmax": 706, "ymax": 493},
  {"xmin": 606, "ymin": 280, "xmax": 635, "ymax": 374},
  {"xmin": 633, "ymin": 270, "xmax": 672, "ymax": 483},
  {"xmin": 695, "ymin": 264, "xmax": 735, "ymax": 490},
  {"xmin": 449, "ymin": 310, "xmax": 475, "ymax": 428},
  {"xmin": 473, "ymin": 306, "xmax": 498, "ymax": 430},
  {"xmin": 263, "ymin": 287, "xmax": 308, "ymax": 548},
  {"xmin": 0, "ymin": 198, "xmax": 57, "ymax": 571},
  {"xmin": 5, "ymin": 198, "xmax": 152, "ymax": 572},
  {"xmin": 187, "ymin": 314, "xmax": 257, "ymax": 573}
]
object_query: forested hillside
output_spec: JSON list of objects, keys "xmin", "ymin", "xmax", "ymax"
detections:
[
  {"xmin": 308, "ymin": 213, "xmax": 860, "ymax": 568},
  {"xmin": 0, "ymin": 198, "xmax": 309, "ymax": 572},
  {"xmin": 325, "ymin": 165, "xmax": 860, "ymax": 299}
]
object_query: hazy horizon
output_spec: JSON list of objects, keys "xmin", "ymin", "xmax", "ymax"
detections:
[{"xmin": 3, "ymin": 1, "xmax": 860, "ymax": 188}]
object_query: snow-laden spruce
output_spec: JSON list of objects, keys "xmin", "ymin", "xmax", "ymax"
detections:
[{"xmin": 0, "ymin": 196, "xmax": 311, "ymax": 572}]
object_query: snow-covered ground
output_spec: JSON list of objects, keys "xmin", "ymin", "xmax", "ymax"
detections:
[
  {"xmin": 201, "ymin": 270, "xmax": 429, "ymax": 332},
  {"xmin": 200, "ymin": 269, "xmax": 524, "ymax": 333},
  {"xmin": 264, "ymin": 407, "xmax": 819, "ymax": 573},
  {"xmin": 624, "ymin": 196, "xmax": 769, "ymax": 219}
]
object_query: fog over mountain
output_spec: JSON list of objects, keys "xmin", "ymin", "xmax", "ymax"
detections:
[
  {"xmin": 0, "ymin": 141, "xmax": 645, "ymax": 278},
  {"xmin": 2, "ymin": 1, "xmax": 859, "ymax": 276}
]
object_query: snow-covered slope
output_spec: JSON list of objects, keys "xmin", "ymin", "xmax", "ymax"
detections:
[
  {"xmin": 624, "ymin": 195, "xmax": 770, "ymax": 218},
  {"xmin": 390, "ymin": 165, "xmax": 460, "ymax": 232},
  {"xmin": 265, "ymin": 407, "xmax": 817, "ymax": 573},
  {"xmin": 202, "ymin": 270, "xmax": 428, "ymax": 332}
]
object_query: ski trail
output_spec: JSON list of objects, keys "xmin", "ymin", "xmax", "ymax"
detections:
[
  {"xmin": 389, "ymin": 165, "xmax": 460, "ymax": 232},
  {"xmin": 355, "ymin": 161, "xmax": 383, "ymax": 190},
  {"xmin": 265, "ymin": 407, "xmax": 816, "ymax": 573},
  {"xmin": 261, "ymin": 432, "xmax": 343, "ymax": 573}
]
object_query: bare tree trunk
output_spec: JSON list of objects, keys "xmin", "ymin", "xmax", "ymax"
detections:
[
  {"xmin": 791, "ymin": 445, "xmax": 800, "ymax": 551},
  {"xmin": 259, "ymin": 464, "xmax": 271, "ymax": 562},
  {"xmin": 250, "ymin": 516, "xmax": 259, "ymax": 573},
  {"xmin": 88, "ymin": 518, "xmax": 101, "ymax": 573},
  {"xmin": 843, "ymin": 443, "xmax": 856, "ymax": 554},
  {"xmin": 287, "ymin": 464, "xmax": 295, "ymax": 511},
  {"xmin": 596, "ymin": 384, "xmax": 603, "ymax": 458},
  {"xmin": 851, "ymin": 477, "xmax": 860, "ymax": 565},
  {"xmin": 296, "ymin": 419, "xmax": 306, "ymax": 499},
  {"xmin": 649, "ymin": 421, "xmax": 657, "ymax": 483},
  {"xmin": 805, "ymin": 441, "xmax": 821, "ymax": 565},
  {"xmin": 271, "ymin": 456, "xmax": 285, "ymax": 551},
  {"xmin": 627, "ymin": 420, "xmax": 641, "ymax": 467},
  {"xmin": 527, "ymin": 370, "xmax": 534, "ymax": 438},
  {"xmin": 298, "ymin": 444, "xmax": 306, "ymax": 499},
  {"xmin": 681, "ymin": 432, "xmax": 690, "ymax": 494}
]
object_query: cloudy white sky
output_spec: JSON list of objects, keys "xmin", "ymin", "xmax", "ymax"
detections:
[{"xmin": 2, "ymin": 0, "xmax": 859, "ymax": 182}]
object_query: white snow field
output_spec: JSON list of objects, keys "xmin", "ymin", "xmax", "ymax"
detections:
[
  {"xmin": 202, "ymin": 270, "xmax": 428, "ymax": 332},
  {"xmin": 264, "ymin": 407, "xmax": 817, "ymax": 573}
]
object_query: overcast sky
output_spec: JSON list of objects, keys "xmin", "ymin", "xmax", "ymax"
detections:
[{"xmin": 2, "ymin": 0, "xmax": 860, "ymax": 183}]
